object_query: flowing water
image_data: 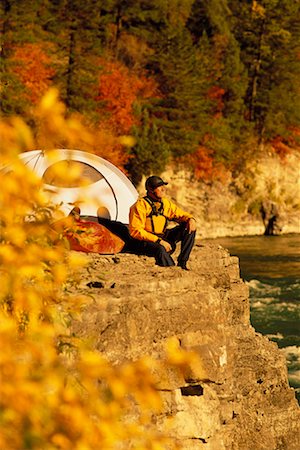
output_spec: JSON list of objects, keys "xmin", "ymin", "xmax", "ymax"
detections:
[{"xmin": 205, "ymin": 234, "xmax": 300, "ymax": 403}]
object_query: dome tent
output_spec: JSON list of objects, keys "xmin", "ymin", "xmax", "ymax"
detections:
[{"xmin": 19, "ymin": 149, "xmax": 138, "ymax": 224}]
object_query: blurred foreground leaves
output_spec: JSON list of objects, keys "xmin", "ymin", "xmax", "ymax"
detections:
[{"xmin": 0, "ymin": 91, "xmax": 197, "ymax": 449}]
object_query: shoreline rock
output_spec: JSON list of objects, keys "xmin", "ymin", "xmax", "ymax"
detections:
[{"xmin": 70, "ymin": 243, "xmax": 300, "ymax": 449}]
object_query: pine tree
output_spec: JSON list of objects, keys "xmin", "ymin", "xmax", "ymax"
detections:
[
  {"xmin": 187, "ymin": 0, "xmax": 250, "ymax": 163},
  {"xmin": 44, "ymin": 0, "xmax": 105, "ymax": 118},
  {"xmin": 147, "ymin": 24, "xmax": 211, "ymax": 158},
  {"xmin": 94, "ymin": 1, "xmax": 198, "ymax": 170},
  {"xmin": 229, "ymin": 0, "xmax": 300, "ymax": 142},
  {"xmin": 126, "ymin": 108, "xmax": 170, "ymax": 185}
]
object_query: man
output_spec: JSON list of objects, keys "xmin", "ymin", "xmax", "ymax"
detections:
[{"xmin": 129, "ymin": 175, "xmax": 196, "ymax": 270}]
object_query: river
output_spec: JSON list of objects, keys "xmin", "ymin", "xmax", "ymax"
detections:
[{"xmin": 205, "ymin": 234, "xmax": 300, "ymax": 403}]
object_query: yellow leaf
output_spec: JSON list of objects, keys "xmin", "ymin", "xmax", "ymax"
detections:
[
  {"xmin": 118, "ymin": 135, "xmax": 136, "ymax": 147},
  {"xmin": 39, "ymin": 87, "xmax": 60, "ymax": 112}
]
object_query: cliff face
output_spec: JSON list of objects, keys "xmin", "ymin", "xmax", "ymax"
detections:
[
  {"xmin": 153, "ymin": 152, "xmax": 300, "ymax": 238},
  {"xmin": 71, "ymin": 243, "xmax": 299, "ymax": 450}
]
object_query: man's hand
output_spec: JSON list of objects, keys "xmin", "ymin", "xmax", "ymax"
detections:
[
  {"xmin": 160, "ymin": 239, "xmax": 172, "ymax": 252},
  {"xmin": 187, "ymin": 218, "xmax": 197, "ymax": 233}
]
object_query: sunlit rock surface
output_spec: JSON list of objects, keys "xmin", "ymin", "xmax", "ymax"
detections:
[
  {"xmin": 71, "ymin": 243, "xmax": 300, "ymax": 450},
  {"xmin": 155, "ymin": 152, "xmax": 300, "ymax": 238}
]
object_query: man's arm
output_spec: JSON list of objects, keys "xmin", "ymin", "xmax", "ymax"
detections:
[
  {"xmin": 156, "ymin": 238, "xmax": 172, "ymax": 252},
  {"xmin": 164, "ymin": 199, "xmax": 197, "ymax": 233},
  {"xmin": 187, "ymin": 217, "xmax": 197, "ymax": 233},
  {"xmin": 129, "ymin": 199, "xmax": 161, "ymax": 243}
]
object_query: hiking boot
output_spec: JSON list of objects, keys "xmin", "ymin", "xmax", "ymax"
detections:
[{"xmin": 178, "ymin": 261, "xmax": 189, "ymax": 271}]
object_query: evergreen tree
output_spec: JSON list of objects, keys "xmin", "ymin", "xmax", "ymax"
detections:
[
  {"xmin": 229, "ymin": 0, "xmax": 300, "ymax": 142},
  {"xmin": 126, "ymin": 108, "xmax": 170, "ymax": 186},
  {"xmin": 44, "ymin": 0, "xmax": 104, "ymax": 118},
  {"xmin": 187, "ymin": 0, "xmax": 249, "ymax": 163},
  {"xmin": 147, "ymin": 25, "xmax": 211, "ymax": 158},
  {"xmin": 188, "ymin": 0, "xmax": 232, "ymax": 37}
]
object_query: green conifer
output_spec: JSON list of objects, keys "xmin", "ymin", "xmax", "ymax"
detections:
[
  {"xmin": 228, "ymin": 0, "xmax": 300, "ymax": 142},
  {"xmin": 126, "ymin": 108, "xmax": 170, "ymax": 185},
  {"xmin": 148, "ymin": 25, "xmax": 211, "ymax": 157},
  {"xmin": 45, "ymin": 0, "xmax": 104, "ymax": 118}
]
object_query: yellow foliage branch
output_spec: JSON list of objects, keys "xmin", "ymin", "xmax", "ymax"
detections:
[{"xmin": 0, "ymin": 91, "xmax": 195, "ymax": 449}]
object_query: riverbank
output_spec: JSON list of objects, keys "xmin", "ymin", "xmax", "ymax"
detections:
[{"xmin": 203, "ymin": 234, "xmax": 300, "ymax": 405}]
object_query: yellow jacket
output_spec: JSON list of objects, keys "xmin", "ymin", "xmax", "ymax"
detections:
[{"xmin": 129, "ymin": 197, "xmax": 194, "ymax": 243}]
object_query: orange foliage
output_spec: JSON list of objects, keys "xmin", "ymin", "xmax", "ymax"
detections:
[
  {"xmin": 207, "ymin": 85, "xmax": 225, "ymax": 118},
  {"xmin": 12, "ymin": 43, "xmax": 55, "ymax": 104},
  {"xmin": 93, "ymin": 59, "xmax": 159, "ymax": 171},
  {"xmin": 90, "ymin": 124, "xmax": 134, "ymax": 172},
  {"xmin": 270, "ymin": 127, "xmax": 300, "ymax": 159},
  {"xmin": 271, "ymin": 136, "xmax": 293, "ymax": 159},
  {"xmin": 189, "ymin": 145, "xmax": 215, "ymax": 181},
  {"xmin": 95, "ymin": 59, "xmax": 158, "ymax": 135},
  {"xmin": 188, "ymin": 144, "xmax": 228, "ymax": 183}
]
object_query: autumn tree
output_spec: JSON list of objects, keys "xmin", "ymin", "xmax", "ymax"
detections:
[
  {"xmin": 10, "ymin": 43, "xmax": 55, "ymax": 104},
  {"xmin": 0, "ymin": 0, "xmax": 53, "ymax": 115},
  {"xmin": 96, "ymin": 59, "xmax": 143, "ymax": 134},
  {"xmin": 93, "ymin": 58, "xmax": 160, "ymax": 175}
]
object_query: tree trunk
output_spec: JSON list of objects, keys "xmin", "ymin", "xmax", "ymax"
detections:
[
  {"xmin": 248, "ymin": 19, "xmax": 265, "ymax": 123},
  {"xmin": 66, "ymin": 25, "xmax": 76, "ymax": 109}
]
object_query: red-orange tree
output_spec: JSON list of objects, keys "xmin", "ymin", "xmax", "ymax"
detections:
[
  {"xmin": 93, "ymin": 59, "xmax": 159, "ymax": 172},
  {"xmin": 11, "ymin": 43, "xmax": 55, "ymax": 104},
  {"xmin": 96, "ymin": 59, "xmax": 158, "ymax": 135}
]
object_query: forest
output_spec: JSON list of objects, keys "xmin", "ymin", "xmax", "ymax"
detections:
[
  {"xmin": 1, "ymin": 2, "xmax": 300, "ymax": 448},
  {"xmin": 1, "ymin": 0, "xmax": 300, "ymax": 184}
]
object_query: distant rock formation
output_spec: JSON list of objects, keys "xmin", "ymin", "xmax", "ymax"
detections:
[
  {"xmin": 70, "ymin": 243, "xmax": 300, "ymax": 449},
  {"xmin": 260, "ymin": 200, "xmax": 282, "ymax": 235},
  {"xmin": 156, "ymin": 152, "xmax": 300, "ymax": 238}
]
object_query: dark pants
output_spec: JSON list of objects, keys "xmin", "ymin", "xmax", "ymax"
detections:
[
  {"xmin": 128, "ymin": 223, "xmax": 195, "ymax": 267},
  {"xmin": 97, "ymin": 218, "xmax": 195, "ymax": 267}
]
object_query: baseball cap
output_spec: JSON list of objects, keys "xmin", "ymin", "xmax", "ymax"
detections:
[{"xmin": 145, "ymin": 175, "xmax": 168, "ymax": 191}]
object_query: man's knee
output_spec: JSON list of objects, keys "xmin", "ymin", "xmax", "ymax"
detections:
[{"xmin": 155, "ymin": 245, "xmax": 175, "ymax": 266}]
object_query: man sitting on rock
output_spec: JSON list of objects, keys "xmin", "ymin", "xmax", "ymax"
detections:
[{"xmin": 129, "ymin": 175, "xmax": 197, "ymax": 270}]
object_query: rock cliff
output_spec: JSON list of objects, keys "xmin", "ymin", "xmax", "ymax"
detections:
[
  {"xmin": 70, "ymin": 243, "xmax": 299, "ymax": 449},
  {"xmin": 153, "ymin": 152, "xmax": 300, "ymax": 238}
]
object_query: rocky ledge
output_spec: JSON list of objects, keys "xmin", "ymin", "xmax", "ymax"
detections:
[{"xmin": 70, "ymin": 243, "xmax": 300, "ymax": 450}]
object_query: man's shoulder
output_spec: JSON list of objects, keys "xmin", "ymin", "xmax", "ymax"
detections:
[
  {"xmin": 131, "ymin": 196, "xmax": 149, "ymax": 209},
  {"xmin": 137, "ymin": 196, "xmax": 149, "ymax": 203},
  {"xmin": 131, "ymin": 196, "xmax": 173, "ymax": 208},
  {"xmin": 161, "ymin": 197, "xmax": 175, "ymax": 207}
]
